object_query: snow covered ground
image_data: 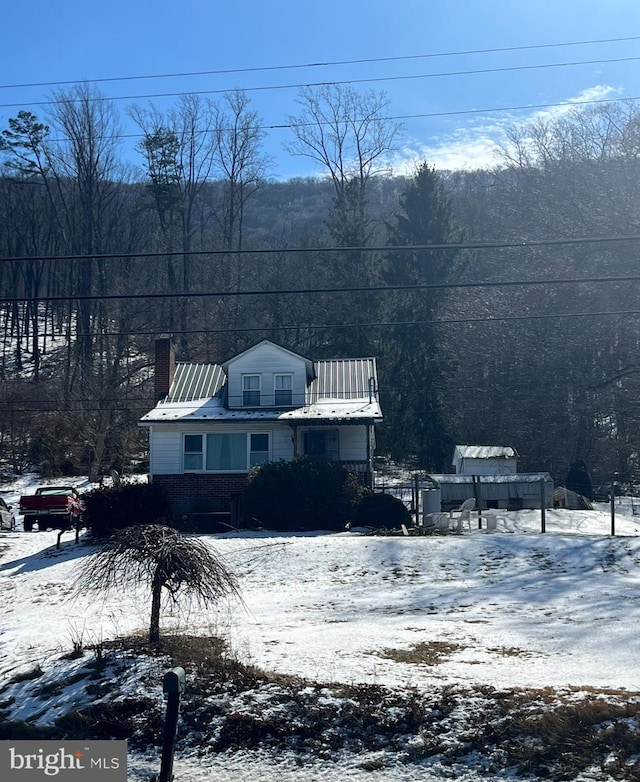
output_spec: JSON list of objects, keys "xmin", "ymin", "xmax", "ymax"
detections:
[{"xmin": 0, "ymin": 475, "xmax": 639, "ymax": 780}]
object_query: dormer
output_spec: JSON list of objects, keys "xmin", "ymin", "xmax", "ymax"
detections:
[{"xmin": 222, "ymin": 340, "xmax": 314, "ymax": 409}]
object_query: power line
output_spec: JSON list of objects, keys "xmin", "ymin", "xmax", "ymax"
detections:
[
  {"xmin": 24, "ymin": 92, "xmax": 640, "ymax": 149},
  {"xmin": 2, "ymin": 55, "xmax": 638, "ymax": 110},
  {"xmin": 271, "ymin": 93, "xmax": 639, "ymax": 131},
  {"xmin": 6, "ymin": 347, "xmax": 640, "ymax": 407},
  {"xmin": 2, "ymin": 233, "xmax": 640, "ymax": 264},
  {"xmin": 3, "ymin": 273, "xmax": 640, "ymax": 305},
  {"xmin": 9, "ymin": 307, "xmax": 640, "ymax": 343},
  {"xmin": 2, "ymin": 35, "xmax": 637, "ymax": 91}
]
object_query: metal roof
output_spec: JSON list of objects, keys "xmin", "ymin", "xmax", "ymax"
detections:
[
  {"xmin": 310, "ymin": 358, "xmax": 378, "ymax": 401},
  {"xmin": 429, "ymin": 473, "xmax": 551, "ymax": 484},
  {"xmin": 143, "ymin": 356, "xmax": 382, "ymax": 424},
  {"xmin": 455, "ymin": 445, "xmax": 518, "ymax": 460},
  {"xmin": 164, "ymin": 363, "xmax": 226, "ymax": 403},
  {"xmin": 140, "ymin": 397, "xmax": 382, "ymax": 424},
  {"xmin": 164, "ymin": 358, "xmax": 378, "ymax": 405}
]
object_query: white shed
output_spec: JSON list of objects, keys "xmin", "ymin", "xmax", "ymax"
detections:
[{"xmin": 453, "ymin": 445, "xmax": 518, "ymax": 476}]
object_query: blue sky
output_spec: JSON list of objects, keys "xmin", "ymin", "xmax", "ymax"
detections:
[{"xmin": 2, "ymin": 0, "xmax": 640, "ymax": 179}]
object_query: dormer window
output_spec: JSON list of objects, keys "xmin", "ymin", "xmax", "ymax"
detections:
[
  {"xmin": 275, "ymin": 373, "xmax": 293, "ymax": 406},
  {"xmin": 242, "ymin": 375, "xmax": 261, "ymax": 406}
]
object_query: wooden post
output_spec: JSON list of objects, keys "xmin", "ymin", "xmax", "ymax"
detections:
[
  {"xmin": 611, "ymin": 474, "xmax": 616, "ymax": 536},
  {"xmin": 159, "ymin": 667, "xmax": 185, "ymax": 782},
  {"xmin": 540, "ymin": 478, "xmax": 546, "ymax": 533},
  {"xmin": 472, "ymin": 476, "xmax": 482, "ymax": 529}
]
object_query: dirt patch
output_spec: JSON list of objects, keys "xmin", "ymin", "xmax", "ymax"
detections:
[
  {"xmin": 376, "ymin": 640, "xmax": 463, "ymax": 665},
  {"xmin": 489, "ymin": 645, "xmax": 537, "ymax": 658}
]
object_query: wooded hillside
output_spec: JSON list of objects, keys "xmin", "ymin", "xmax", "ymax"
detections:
[{"xmin": 1, "ymin": 85, "xmax": 639, "ymax": 490}]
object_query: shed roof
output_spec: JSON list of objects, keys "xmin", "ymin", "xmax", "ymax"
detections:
[
  {"xmin": 429, "ymin": 473, "xmax": 551, "ymax": 485},
  {"xmin": 455, "ymin": 445, "xmax": 518, "ymax": 460}
]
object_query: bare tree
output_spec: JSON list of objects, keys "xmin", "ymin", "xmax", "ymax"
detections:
[
  {"xmin": 284, "ymin": 85, "xmax": 402, "ymax": 356},
  {"xmin": 286, "ymin": 84, "xmax": 401, "ymax": 246},
  {"xmin": 46, "ymin": 84, "xmax": 124, "ymax": 375},
  {"xmin": 213, "ymin": 89, "xmax": 271, "ymax": 251},
  {"xmin": 1, "ymin": 88, "xmax": 126, "ymax": 382},
  {"xmin": 75, "ymin": 524, "xmax": 239, "ymax": 644},
  {"xmin": 130, "ymin": 96, "xmax": 219, "ymax": 353}
]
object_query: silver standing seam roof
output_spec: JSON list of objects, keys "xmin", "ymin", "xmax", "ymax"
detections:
[
  {"xmin": 145, "ymin": 357, "xmax": 381, "ymax": 424},
  {"xmin": 309, "ymin": 358, "xmax": 378, "ymax": 401},
  {"xmin": 455, "ymin": 445, "xmax": 518, "ymax": 460},
  {"xmin": 430, "ymin": 473, "xmax": 550, "ymax": 484},
  {"xmin": 163, "ymin": 363, "xmax": 226, "ymax": 403}
]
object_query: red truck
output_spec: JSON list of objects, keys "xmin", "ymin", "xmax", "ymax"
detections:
[{"xmin": 19, "ymin": 486, "xmax": 83, "ymax": 532}]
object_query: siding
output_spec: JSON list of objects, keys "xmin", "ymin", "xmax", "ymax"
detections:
[
  {"xmin": 149, "ymin": 427, "xmax": 182, "ymax": 475},
  {"xmin": 225, "ymin": 343, "xmax": 308, "ymax": 408},
  {"xmin": 459, "ymin": 458, "xmax": 518, "ymax": 476},
  {"xmin": 272, "ymin": 426, "xmax": 294, "ymax": 461},
  {"xmin": 150, "ymin": 422, "xmax": 295, "ymax": 474}
]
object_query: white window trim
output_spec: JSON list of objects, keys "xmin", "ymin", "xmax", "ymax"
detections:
[
  {"xmin": 242, "ymin": 374, "xmax": 262, "ymax": 407},
  {"xmin": 182, "ymin": 431, "xmax": 271, "ymax": 473},
  {"xmin": 249, "ymin": 431, "xmax": 271, "ymax": 467},
  {"xmin": 274, "ymin": 373, "xmax": 293, "ymax": 406}
]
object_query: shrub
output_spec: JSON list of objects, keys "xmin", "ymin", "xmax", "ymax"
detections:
[
  {"xmin": 241, "ymin": 458, "xmax": 369, "ymax": 532},
  {"xmin": 82, "ymin": 483, "xmax": 170, "ymax": 538},
  {"xmin": 355, "ymin": 492, "xmax": 411, "ymax": 529}
]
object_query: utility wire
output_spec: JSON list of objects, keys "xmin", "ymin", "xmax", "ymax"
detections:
[
  {"xmin": 2, "ymin": 234, "xmax": 640, "ymax": 264},
  {"xmin": 3, "ymin": 273, "xmax": 640, "ymax": 305},
  {"xmin": 2, "ymin": 35, "xmax": 637, "ymax": 91},
  {"xmin": 270, "ymin": 93, "xmax": 637, "ymax": 130},
  {"xmin": 12, "ymin": 307, "xmax": 640, "ymax": 342},
  {"xmin": 17, "ymin": 92, "xmax": 639, "ymax": 148},
  {"xmin": 1, "ymin": 55, "xmax": 638, "ymax": 110}
]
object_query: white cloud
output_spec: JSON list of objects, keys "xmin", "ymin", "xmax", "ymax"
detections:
[{"xmin": 393, "ymin": 85, "xmax": 623, "ymax": 173}]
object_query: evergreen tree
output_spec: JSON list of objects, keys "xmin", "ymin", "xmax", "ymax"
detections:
[{"xmin": 379, "ymin": 163, "xmax": 464, "ymax": 469}]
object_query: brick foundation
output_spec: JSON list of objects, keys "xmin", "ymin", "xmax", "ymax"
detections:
[{"xmin": 153, "ymin": 473, "xmax": 249, "ymax": 525}]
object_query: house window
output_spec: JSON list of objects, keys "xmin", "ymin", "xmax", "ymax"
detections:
[
  {"xmin": 183, "ymin": 432, "xmax": 271, "ymax": 471},
  {"xmin": 184, "ymin": 434, "xmax": 203, "ymax": 470},
  {"xmin": 274, "ymin": 374, "xmax": 293, "ymax": 406},
  {"xmin": 206, "ymin": 433, "xmax": 246, "ymax": 471},
  {"xmin": 243, "ymin": 375, "xmax": 261, "ymax": 406},
  {"xmin": 249, "ymin": 433, "xmax": 270, "ymax": 466}
]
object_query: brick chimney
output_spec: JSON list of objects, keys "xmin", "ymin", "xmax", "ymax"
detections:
[{"xmin": 154, "ymin": 337, "xmax": 176, "ymax": 400}]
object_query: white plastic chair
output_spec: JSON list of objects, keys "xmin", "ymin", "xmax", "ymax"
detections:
[{"xmin": 449, "ymin": 497, "xmax": 475, "ymax": 532}]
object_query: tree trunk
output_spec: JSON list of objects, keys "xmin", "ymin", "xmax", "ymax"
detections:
[{"xmin": 149, "ymin": 572, "xmax": 163, "ymax": 643}]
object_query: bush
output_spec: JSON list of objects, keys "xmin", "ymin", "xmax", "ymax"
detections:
[
  {"xmin": 355, "ymin": 492, "xmax": 411, "ymax": 529},
  {"xmin": 241, "ymin": 458, "xmax": 370, "ymax": 532},
  {"xmin": 82, "ymin": 483, "xmax": 170, "ymax": 538}
]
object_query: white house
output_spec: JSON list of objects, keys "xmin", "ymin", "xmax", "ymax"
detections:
[{"xmin": 140, "ymin": 338, "xmax": 382, "ymax": 525}]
